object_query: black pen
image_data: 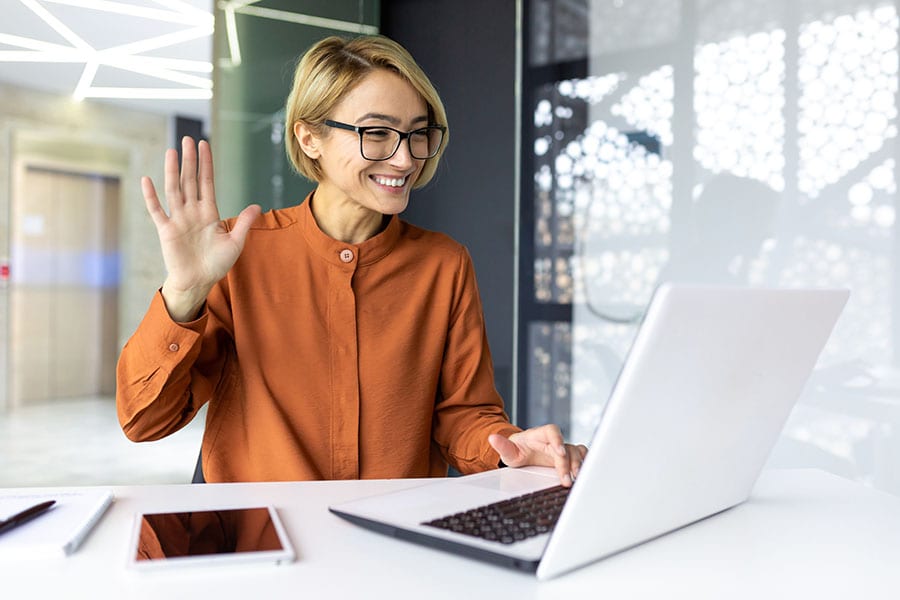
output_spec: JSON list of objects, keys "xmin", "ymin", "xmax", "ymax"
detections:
[{"xmin": 0, "ymin": 500, "xmax": 56, "ymax": 535}]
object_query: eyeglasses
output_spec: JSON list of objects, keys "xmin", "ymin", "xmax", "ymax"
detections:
[{"xmin": 324, "ymin": 119, "xmax": 446, "ymax": 161}]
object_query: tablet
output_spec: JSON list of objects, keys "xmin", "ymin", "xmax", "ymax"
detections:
[{"xmin": 127, "ymin": 506, "xmax": 295, "ymax": 569}]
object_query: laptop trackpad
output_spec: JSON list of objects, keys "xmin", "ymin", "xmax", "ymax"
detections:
[{"xmin": 459, "ymin": 467, "xmax": 558, "ymax": 494}]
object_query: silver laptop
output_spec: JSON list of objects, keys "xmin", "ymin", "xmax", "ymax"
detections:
[{"xmin": 329, "ymin": 284, "xmax": 849, "ymax": 580}]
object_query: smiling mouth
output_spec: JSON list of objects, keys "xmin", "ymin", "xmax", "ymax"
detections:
[{"xmin": 372, "ymin": 175, "xmax": 407, "ymax": 188}]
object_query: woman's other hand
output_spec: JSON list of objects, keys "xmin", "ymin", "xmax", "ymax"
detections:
[
  {"xmin": 142, "ymin": 136, "xmax": 261, "ymax": 321},
  {"xmin": 488, "ymin": 425, "xmax": 588, "ymax": 488}
]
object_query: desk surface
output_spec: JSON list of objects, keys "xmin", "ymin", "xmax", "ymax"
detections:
[{"xmin": 3, "ymin": 469, "xmax": 900, "ymax": 599}]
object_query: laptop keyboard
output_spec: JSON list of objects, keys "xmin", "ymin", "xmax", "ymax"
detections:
[{"xmin": 421, "ymin": 485, "xmax": 570, "ymax": 545}]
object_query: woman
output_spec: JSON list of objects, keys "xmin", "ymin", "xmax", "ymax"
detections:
[{"xmin": 116, "ymin": 35, "xmax": 586, "ymax": 485}]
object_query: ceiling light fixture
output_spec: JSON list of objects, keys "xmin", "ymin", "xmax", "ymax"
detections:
[
  {"xmin": 1, "ymin": 0, "xmax": 214, "ymax": 101},
  {"xmin": 221, "ymin": 1, "xmax": 242, "ymax": 67},
  {"xmin": 1, "ymin": 0, "xmax": 380, "ymax": 104},
  {"xmin": 42, "ymin": 0, "xmax": 209, "ymax": 25},
  {"xmin": 235, "ymin": 4, "xmax": 379, "ymax": 35}
]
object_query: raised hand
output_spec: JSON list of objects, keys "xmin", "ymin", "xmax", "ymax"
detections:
[{"xmin": 143, "ymin": 136, "xmax": 261, "ymax": 322}]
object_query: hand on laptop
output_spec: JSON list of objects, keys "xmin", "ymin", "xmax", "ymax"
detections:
[{"xmin": 488, "ymin": 425, "xmax": 588, "ymax": 488}]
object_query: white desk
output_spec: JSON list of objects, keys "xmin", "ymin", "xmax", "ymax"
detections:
[{"xmin": 4, "ymin": 469, "xmax": 900, "ymax": 599}]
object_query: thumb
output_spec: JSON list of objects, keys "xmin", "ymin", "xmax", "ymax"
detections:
[
  {"xmin": 229, "ymin": 204, "xmax": 262, "ymax": 247},
  {"xmin": 489, "ymin": 433, "xmax": 524, "ymax": 467}
]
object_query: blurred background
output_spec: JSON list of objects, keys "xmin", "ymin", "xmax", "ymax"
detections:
[{"xmin": 0, "ymin": 0, "xmax": 898, "ymax": 496}]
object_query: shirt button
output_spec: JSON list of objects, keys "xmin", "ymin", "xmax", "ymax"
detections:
[
  {"xmin": 339, "ymin": 248, "xmax": 354, "ymax": 263},
  {"xmin": 168, "ymin": 343, "xmax": 179, "ymax": 352}
]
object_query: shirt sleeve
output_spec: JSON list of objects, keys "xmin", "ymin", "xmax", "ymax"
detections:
[
  {"xmin": 116, "ymin": 286, "xmax": 234, "ymax": 442},
  {"xmin": 432, "ymin": 247, "xmax": 522, "ymax": 474}
]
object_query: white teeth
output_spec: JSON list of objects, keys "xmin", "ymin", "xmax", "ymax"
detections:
[{"xmin": 374, "ymin": 176, "xmax": 405, "ymax": 187}]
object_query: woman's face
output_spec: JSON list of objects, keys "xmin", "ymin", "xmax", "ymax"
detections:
[{"xmin": 309, "ymin": 69, "xmax": 430, "ymax": 216}]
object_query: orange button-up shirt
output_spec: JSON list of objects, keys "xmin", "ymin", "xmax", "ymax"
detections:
[{"xmin": 116, "ymin": 196, "xmax": 520, "ymax": 482}]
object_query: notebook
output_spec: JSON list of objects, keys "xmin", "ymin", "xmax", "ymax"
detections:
[
  {"xmin": 0, "ymin": 489, "xmax": 113, "ymax": 559},
  {"xmin": 329, "ymin": 284, "xmax": 849, "ymax": 580}
]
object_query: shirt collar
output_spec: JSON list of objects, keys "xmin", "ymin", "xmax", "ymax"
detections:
[{"xmin": 299, "ymin": 191, "xmax": 401, "ymax": 267}]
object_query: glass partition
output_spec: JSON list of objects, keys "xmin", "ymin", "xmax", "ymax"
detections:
[{"xmin": 521, "ymin": 0, "xmax": 900, "ymax": 495}]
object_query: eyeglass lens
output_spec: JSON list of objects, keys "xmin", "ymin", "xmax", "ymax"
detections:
[{"xmin": 361, "ymin": 128, "xmax": 443, "ymax": 160}]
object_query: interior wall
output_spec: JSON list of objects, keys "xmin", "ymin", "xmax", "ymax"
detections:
[{"xmin": 382, "ymin": 0, "xmax": 519, "ymax": 414}]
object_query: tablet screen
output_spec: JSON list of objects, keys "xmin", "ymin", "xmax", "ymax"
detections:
[{"xmin": 129, "ymin": 506, "xmax": 295, "ymax": 569}]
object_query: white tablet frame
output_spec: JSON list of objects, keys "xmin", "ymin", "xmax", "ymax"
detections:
[{"xmin": 126, "ymin": 506, "xmax": 295, "ymax": 570}]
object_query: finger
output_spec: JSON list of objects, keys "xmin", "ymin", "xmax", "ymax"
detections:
[
  {"xmin": 534, "ymin": 424, "xmax": 570, "ymax": 486},
  {"xmin": 488, "ymin": 433, "xmax": 523, "ymax": 467},
  {"xmin": 551, "ymin": 444, "xmax": 573, "ymax": 487},
  {"xmin": 542, "ymin": 424, "xmax": 566, "ymax": 458},
  {"xmin": 197, "ymin": 139, "xmax": 216, "ymax": 204},
  {"xmin": 180, "ymin": 136, "xmax": 199, "ymax": 203},
  {"xmin": 228, "ymin": 204, "xmax": 263, "ymax": 250},
  {"xmin": 141, "ymin": 176, "xmax": 169, "ymax": 228},
  {"xmin": 163, "ymin": 147, "xmax": 182, "ymax": 206},
  {"xmin": 567, "ymin": 448, "xmax": 578, "ymax": 481},
  {"xmin": 569, "ymin": 444, "xmax": 588, "ymax": 480}
]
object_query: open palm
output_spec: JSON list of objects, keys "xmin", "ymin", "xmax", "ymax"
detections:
[{"xmin": 142, "ymin": 137, "xmax": 261, "ymax": 321}]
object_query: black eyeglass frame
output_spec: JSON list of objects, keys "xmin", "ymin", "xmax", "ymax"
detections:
[{"xmin": 323, "ymin": 119, "xmax": 447, "ymax": 161}]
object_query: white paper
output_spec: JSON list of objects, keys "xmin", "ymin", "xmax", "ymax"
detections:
[{"xmin": 0, "ymin": 489, "xmax": 114, "ymax": 558}]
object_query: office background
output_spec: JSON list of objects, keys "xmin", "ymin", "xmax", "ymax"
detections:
[{"xmin": 0, "ymin": 0, "xmax": 898, "ymax": 496}]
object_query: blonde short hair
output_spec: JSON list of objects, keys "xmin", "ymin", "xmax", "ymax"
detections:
[{"xmin": 284, "ymin": 35, "xmax": 449, "ymax": 189}]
